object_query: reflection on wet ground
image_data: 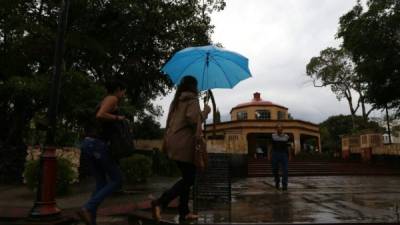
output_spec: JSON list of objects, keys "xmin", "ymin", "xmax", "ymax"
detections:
[{"xmin": 194, "ymin": 176, "xmax": 400, "ymax": 224}]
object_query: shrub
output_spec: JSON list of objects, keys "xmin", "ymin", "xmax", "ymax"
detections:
[
  {"xmin": 120, "ymin": 154, "xmax": 152, "ymax": 184},
  {"xmin": 152, "ymin": 151, "xmax": 180, "ymax": 177},
  {"xmin": 0, "ymin": 144, "xmax": 27, "ymax": 184},
  {"xmin": 23, "ymin": 158, "xmax": 77, "ymax": 196}
]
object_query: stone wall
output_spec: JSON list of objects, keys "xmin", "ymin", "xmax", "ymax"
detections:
[
  {"xmin": 26, "ymin": 146, "xmax": 80, "ymax": 183},
  {"xmin": 342, "ymin": 133, "xmax": 400, "ymax": 160},
  {"xmin": 24, "ymin": 138, "xmax": 247, "ymax": 182},
  {"xmin": 207, "ymin": 139, "xmax": 226, "ymax": 153},
  {"xmin": 135, "ymin": 139, "xmax": 229, "ymax": 154},
  {"xmin": 373, "ymin": 144, "xmax": 400, "ymax": 155},
  {"xmin": 135, "ymin": 139, "xmax": 163, "ymax": 151}
]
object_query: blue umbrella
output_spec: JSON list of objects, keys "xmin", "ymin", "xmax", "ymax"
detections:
[{"xmin": 161, "ymin": 45, "xmax": 251, "ymax": 91}]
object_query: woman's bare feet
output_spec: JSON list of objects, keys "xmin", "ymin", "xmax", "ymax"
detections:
[
  {"xmin": 151, "ymin": 200, "xmax": 161, "ymax": 222},
  {"xmin": 183, "ymin": 212, "xmax": 199, "ymax": 221}
]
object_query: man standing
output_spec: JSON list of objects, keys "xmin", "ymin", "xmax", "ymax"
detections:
[
  {"xmin": 255, "ymin": 145, "xmax": 264, "ymax": 159},
  {"xmin": 271, "ymin": 124, "xmax": 290, "ymax": 191}
]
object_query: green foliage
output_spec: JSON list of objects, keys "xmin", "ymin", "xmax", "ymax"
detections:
[
  {"xmin": 338, "ymin": 0, "xmax": 400, "ymax": 114},
  {"xmin": 0, "ymin": 0, "xmax": 227, "ymax": 135},
  {"xmin": 120, "ymin": 154, "xmax": 153, "ymax": 184},
  {"xmin": 0, "ymin": 145, "xmax": 27, "ymax": 184},
  {"xmin": 306, "ymin": 48, "xmax": 357, "ymax": 101},
  {"xmin": 133, "ymin": 114, "xmax": 163, "ymax": 140},
  {"xmin": 0, "ymin": 0, "xmax": 226, "ymax": 179},
  {"xmin": 24, "ymin": 158, "xmax": 77, "ymax": 196},
  {"xmin": 22, "ymin": 71, "xmax": 106, "ymax": 146},
  {"xmin": 22, "ymin": 161, "xmax": 39, "ymax": 190},
  {"xmin": 306, "ymin": 47, "xmax": 374, "ymax": 123},
  {"xmin": 152, "ymin": 151, "xmax": 180, "ymax": 177},
  {"xmin": 319, "ymin": 114, "xmax": 384, "ymax": 153}
]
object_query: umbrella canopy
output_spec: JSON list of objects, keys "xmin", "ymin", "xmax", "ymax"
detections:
[{"xmin": 161, "ymin": 45, "xmax": 251, "ymax": 91}]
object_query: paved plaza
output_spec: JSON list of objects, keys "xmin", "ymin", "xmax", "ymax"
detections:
[
  {"xmin": 193, "ymin": 176, "xmax": 400, "ymax": 224},
  {"xmin": 1, "ymin": 176, "xmax": 400, "ymax": 224}
]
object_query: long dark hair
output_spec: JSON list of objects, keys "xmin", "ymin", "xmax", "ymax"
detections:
[{"xmin": 170, "ymin": 75, "xmax": 198, "ymax": 113}]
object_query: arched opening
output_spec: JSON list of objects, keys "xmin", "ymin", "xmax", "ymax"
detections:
[
  {"xmin": 247, "ymin": 133, "xmax": 271, "ymax": 159},
  {"xmin": 247, "ymin": 133, "xmax": 295, "ymax": 160},
  {"xmin": 300, "ymin": 134, "xmax": 320, "ymax": 153}
]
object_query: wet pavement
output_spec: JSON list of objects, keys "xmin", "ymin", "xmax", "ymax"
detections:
[
  {"xmin": 192, "ymin": 176, "xmax": 400, "ymax": 224},
  {"xmin": 2, "ymin": 176, "xmax": 400, "ymax": 224}
]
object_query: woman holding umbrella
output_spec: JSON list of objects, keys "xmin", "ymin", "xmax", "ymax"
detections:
[
  {"xmin": 152, "ymin": 75, "xmax": 211, "ymax": 222},
  {"xmin": 155, "ymin": 45, "xmax": 251, "ymax": 221}
]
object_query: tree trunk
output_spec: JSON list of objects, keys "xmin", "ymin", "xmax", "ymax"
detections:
[
  {"xmin": 350, "ymin": 113, "xmax": 356, "ymax": 131},
  {"xmin": 360, "ymin": 97, "xmax": 368, "ymax": 122},
  {"xmin": 345, "ymin": 90, "xmax": 359, "ymax": 130},
  {"xmin": 386, "ymin": 105, "xmax": 392, "ymax": 144},
  {"xmin": 354, "ymin": 84, "xmax": 369, "ymax": 123}
]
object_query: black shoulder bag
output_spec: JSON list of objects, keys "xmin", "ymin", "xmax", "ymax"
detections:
[{"xmin": 109, "ymin": 120, "xmax": 135, "ymax": 161}]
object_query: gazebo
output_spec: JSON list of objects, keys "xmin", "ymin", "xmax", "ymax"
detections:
[{"xmin": 205, "ymin": 92, "xmax": 321, "ymax": 159}]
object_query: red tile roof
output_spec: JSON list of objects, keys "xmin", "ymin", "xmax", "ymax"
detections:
[{"xmin": 231, "ymin": 92, "xmax": 288, "ymax": 112}]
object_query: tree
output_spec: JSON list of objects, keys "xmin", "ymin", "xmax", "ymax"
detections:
[
  {"xmin": 0, "ymin": 0, "xmax": 226, "ymax": 183},
  {"xmin": 306, "ymin": 47, "xmax": 375, "ymax": 127},
  {"xmin": 319, "ymin": 114, "xmax": 384, "ymax": 153},
  {"xmin": 133, "ymin": 114, "xmax": 163, "ymax": 140},
  {"xmin": 338, "ymin": 0, "xmax": 400, "ymax": 115}
]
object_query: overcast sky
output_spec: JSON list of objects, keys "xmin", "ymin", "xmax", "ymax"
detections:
[{"xmin": 153, "ymin": 0, "xmax": 379, "ymax": 127}]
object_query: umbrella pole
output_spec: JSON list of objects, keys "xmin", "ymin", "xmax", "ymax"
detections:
[
  {"xmin": 208, "ymin": 90, "xmax": 217, "ymax": 138},
  {"xmin": 203, "ymin": 94, "xmax": 207, "ymax": 137}
]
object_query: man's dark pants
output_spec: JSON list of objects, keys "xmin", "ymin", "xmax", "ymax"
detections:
[{"xmin": 271, "ymin": 151, "xmax": 288, "ymax": 189}]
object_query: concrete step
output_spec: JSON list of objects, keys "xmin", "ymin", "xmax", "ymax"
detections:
[{"xmin": 248, "ymin": 160, "xmax": 400, "ymax": 177}]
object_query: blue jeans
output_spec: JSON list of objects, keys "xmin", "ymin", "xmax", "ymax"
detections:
[
  {"xmin": 271, "ymin": 151, "xmax": 288, "ymax": 188},
  {"xmin": 80, "ymin": 137, "xmax": 122, "ymax": 224}
]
